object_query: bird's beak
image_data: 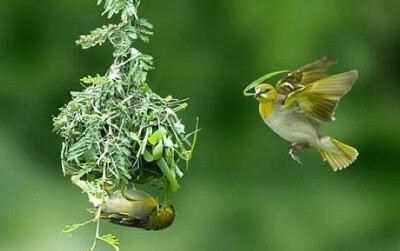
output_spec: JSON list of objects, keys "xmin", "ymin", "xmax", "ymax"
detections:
[{"xmin": 254, "ymin": 90, "xmax": 261, "ymax": 99}]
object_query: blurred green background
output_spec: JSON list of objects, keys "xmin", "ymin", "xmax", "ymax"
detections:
[{"xmin": 1, "ymin": 0, "xmax": 400, "ymax": 250}]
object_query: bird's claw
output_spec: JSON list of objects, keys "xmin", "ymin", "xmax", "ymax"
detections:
[{"xmin": 289, "ymin": 148, "xmax": 302, "ymax": 164}]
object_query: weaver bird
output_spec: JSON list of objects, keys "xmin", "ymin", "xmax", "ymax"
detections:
[
  {"xmin": 97, "ymin": 188, "xmax": 175, "ymax": 230},
  {"xmin": 252, "ymin": 57, "xmax": 358, "ymax": 171}
]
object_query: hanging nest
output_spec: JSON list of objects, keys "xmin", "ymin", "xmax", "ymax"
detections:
[
  {"xmin": 54, "ymin": 1, "xmax": 198, "ymax": 248},
  {"xmin": 53, "ymin": 74, "xmax": 198, "ymax": 193}
]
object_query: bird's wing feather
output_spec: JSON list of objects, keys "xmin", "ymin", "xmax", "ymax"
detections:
[
  {"xmin": 123, "ymin": 189, "xmax": 150, "ymax": 201},
  {"xmin": 276, "ymin": 56, "xmax": 338, "ymax": 94},
  {"xmin": 283, "ymin": 70, "xmax": 358, "ymax": 122},
  {"xmin": 109, "ymin": 214, "xmax": 145, "ymax": 228}
]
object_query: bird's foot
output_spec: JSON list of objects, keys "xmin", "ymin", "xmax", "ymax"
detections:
[
  {"xmin": 288, "ymin": 142, "xmax": 309, "ymax": 164},
  {"xmin": 289, "ymin": 148, "xmax": 302, "ymax": 164}
]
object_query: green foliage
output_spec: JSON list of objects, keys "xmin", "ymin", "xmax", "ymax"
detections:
[
  {"xmin": 98, "ymin": 234, "xmax": 120, "ymax": 251},
  {"xmin": 81, "ymin": 74, "xmax": 109, "ymax": 85},
  {"xmin": 53, "ymin": 0, "xmax": 197, "ymax": 250},
  {"xmin": 98, "ymin": 0, "xmax": 140, "ymax": 20},
  {"xmin": 76, "ymin": 24, "xmax": 118, "ymax": 49},
  {"xmin": 62, "ymin": 221, "xmax": 93, "ymax": 234}
]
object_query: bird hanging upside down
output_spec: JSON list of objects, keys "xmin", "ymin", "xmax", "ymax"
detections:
[
  {"xmin": 95, "ymin": 188, "xmax": 175, "ymax": 230},
  {"xmin": 251, "ymin": 57, "xmax": 359, "ymax": 171}
]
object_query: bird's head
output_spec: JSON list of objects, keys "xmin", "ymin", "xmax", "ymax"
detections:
[
  {"xmin": 147, "ymin": 205, "xmax": 176, "ymax": 230},
  {"xmin": 254, "ymin": 84, "xmax": 276, "ymax": 102}
]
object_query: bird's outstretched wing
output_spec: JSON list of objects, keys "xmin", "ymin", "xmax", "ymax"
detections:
[
  {"xmin": 283, "ymin": 70, "xmax": 358, "ymax": 122},
  {"xmin": 276, "ymin": 56, "xmax": 338, "ymax": 95}
]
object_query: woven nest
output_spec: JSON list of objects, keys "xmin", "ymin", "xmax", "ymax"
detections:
[{"xmin": 54, "ymin": 78, "xmax": 197, "ymax": 193}]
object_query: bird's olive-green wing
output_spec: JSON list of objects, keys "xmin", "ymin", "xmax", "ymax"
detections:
[
  {"xmin": 123, "ymin": 189, "xmax": 152, "ymax": 201},
  {"xmin": 121, "ymin": 189, "xmax": 157, "ymax": 219},
  {"xmin": 108, "ymin": 214, "xmax": 145, "ymax": 228},
  {"xmin": 283, "ymin": 70, "xmax": 358, "ymax": 122},
  {"xmin": 276, "ymin": 57, "xmax": 338, "ymax": 94},
  {"xmin": 100, "ymin": 189, "xmax": 157, "ymax": 220}
]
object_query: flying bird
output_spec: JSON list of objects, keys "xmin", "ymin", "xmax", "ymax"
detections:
[{"xmin": 250, "ymin": 57, "xmax": 358, "ymax": 171}]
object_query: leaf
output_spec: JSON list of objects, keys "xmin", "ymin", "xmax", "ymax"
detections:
[
  {"xmin": 76, "ymin": 24, "xmax": 117, "ymax": 49},
  {"xmin": 129, "ymin": 132, "xmax": 141, "ymax": 142},
  {"xmin": 81, "ymin": 74, "xmax": 109, "ymax": 85},
  {"xmin": 173, "ymin": 122, "xmax": 185, "ymax": 134},
  {"xmin": 98, "ymin": 234, "xmax": 120, "ymax": 251},
  {"xmin": 148, "ymin": 127, "xmax": 167, "ymax": 145},
  {"xmin": 163, "ymin": 137, "xmax": 174, "ymax": 149},
  {"xmin": 156, "ymin": 157, "xmax": 179, "ymax": 192},
  {"xmin": 143, "ymin": 149, "xmax": 153, "ymax": 162},
  {"xmin": 170, "ymin": 159, "xmax": 183, "ymax": 178},
  {"xmin": 61, "ymin": 219, "xmax": 93, "ymax": 234},
  {"xmin": 138, "ymin": 127, "xmax": 152, "ymax": 157},
  {"xmin": 62, "ymin": 224, "xmax": 81, "ymax": 234},
  {"xmin": 152, "ymin": 140, "xmax": 163, "ymax": 160}
]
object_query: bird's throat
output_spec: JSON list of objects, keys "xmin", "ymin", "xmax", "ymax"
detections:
[
  {"xmin": 259, "ymin": 100, "xmax": 275, "ymax": 119},
  {"xmin": 257, "ymin": 89, "xmax": 277, "ymax": 119}
]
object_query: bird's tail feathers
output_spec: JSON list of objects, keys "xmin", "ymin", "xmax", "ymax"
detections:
[{"xmin": 317, "ymin": 136, "xmax": 358, "ymax": 171}]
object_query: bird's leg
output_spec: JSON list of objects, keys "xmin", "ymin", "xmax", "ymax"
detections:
[{"xmin": 289, "ymin": 142, "xmax": 309, "ymax": 164}]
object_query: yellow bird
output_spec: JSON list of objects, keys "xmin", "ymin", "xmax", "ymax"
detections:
[
  {"xmin": 252, "ymin": 57, "xmax": 358, "ymax": 171},
  {"xmin": 99, "ymin": 188, "xmax": 175, "ymax": 230}
]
